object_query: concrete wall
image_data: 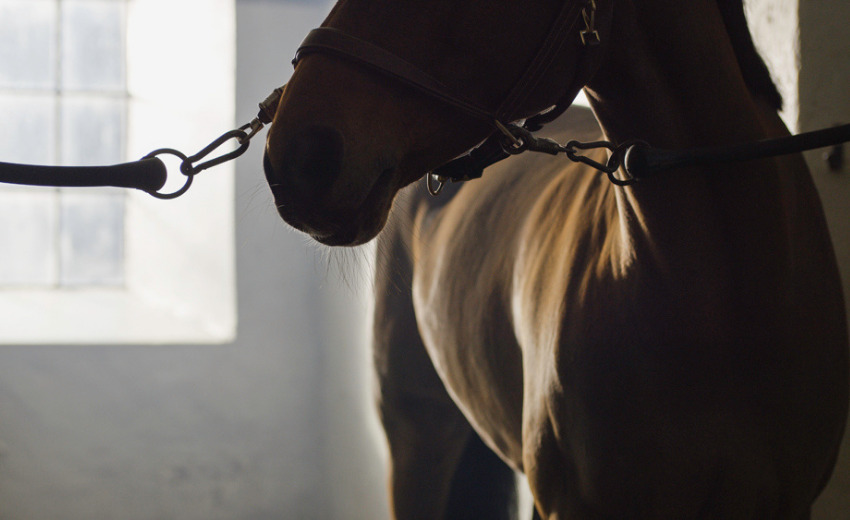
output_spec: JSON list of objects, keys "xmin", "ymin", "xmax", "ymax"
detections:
[{"xmin": 0, "ymin": 1, "xmax": 389, "ymax": 519}]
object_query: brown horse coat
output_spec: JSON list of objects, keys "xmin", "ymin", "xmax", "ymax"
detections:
[{"xmin": 265, "ymin": 0, "xmax": 849, "ymax": 517}]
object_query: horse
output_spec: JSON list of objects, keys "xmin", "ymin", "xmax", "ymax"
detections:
[{"xmin": 262, "ymin": 0, "xmax": 849, "ymax": 518}]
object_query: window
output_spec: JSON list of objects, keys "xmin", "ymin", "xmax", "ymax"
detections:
[
  {"xmin": 0, "ymin": 0, "xmax": 126, "ymax": 287},
  {"xmin": 0, "ymin": 0, "xmax": 236, "ymax": 344}
]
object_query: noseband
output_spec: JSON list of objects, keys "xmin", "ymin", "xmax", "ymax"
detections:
[{"xmin": 292, "ymin": 0, "xmax": 603, "ymax": 193}]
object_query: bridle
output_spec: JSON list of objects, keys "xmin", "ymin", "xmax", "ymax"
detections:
[
  {"xmin": 0, "ymin": 0, "xmax": 604, "ymax": 199},
  {"xmin": 5, "ymin": 0, "xmax": 846, "ymax": 199},
  {"xmin": 287, "ymin": 0, "xmax": 850, "ymax": 196},
  {"xmin": 292, "ymin": 0, "xmax": 605, "ymax": 195}
]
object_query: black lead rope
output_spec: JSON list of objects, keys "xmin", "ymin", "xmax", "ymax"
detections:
[
  {"xmin": 0, "ymin": 157, "xmax": 168, "ymax": 194},
  {"xmin": 0, "ymin": 83, "xmax": 847, "ymax": 198},
  {"xmin": 622, "ymin": 123, "xmax": 850, "ymax": 179},
  {"xmin": 434, "ymin": 121, "xmax": 850, "ymax": 192},
  {"xmin": 0, "ymin": 86, "xmax": 283, "ymax": 199}
]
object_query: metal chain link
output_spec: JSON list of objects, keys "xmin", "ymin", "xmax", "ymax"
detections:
[
  {"xmin": 143, "ymin": 118, "xmax": 267, "ymax": 199},
  {"xmin": 495, "ymin": 122, "xmax": 640, "ymax": 186},
  {"xmin": 139, "ymin": 87, "xmax": 286, "ymax": 199}
]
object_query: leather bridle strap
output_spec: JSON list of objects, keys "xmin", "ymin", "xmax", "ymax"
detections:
[
  {"xmin": 493, "ymin": 0, "xmax": 587, "ymax": 123},
  {"xmin": 292, "ymin": 1, "xmax": 598, "ymax": 186},
  {"xmin": 294, "ymin": 27, "xmax": 494, "ymax": 124},
  {"xmin": 294, "ymin": 2, "xmax": 590, "ymax": 125}
]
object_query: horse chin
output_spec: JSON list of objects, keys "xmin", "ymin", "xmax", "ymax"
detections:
[
  {"xmin": 307, "ymin": 207, "xmax": 389, "ymax": 247},
  {"xmin": 321, "ymin": 221, "xmax": 386, "ymax": 246},
  {"xmin": 272, "ymin": 169, "xmax": 399, "ymax": 247}
]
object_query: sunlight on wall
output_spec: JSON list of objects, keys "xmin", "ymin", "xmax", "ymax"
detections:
[
  {"xmin": 744, "ymin": 0, "xmax": 800, "ymax": 131},
  {"xmin": 574, "ymin": 89, "xmax": 590, "ymax": 107}
]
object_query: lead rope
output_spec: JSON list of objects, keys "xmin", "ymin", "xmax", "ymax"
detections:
[
  {"xmin": 3, "ymin": 83, "xmax": 846, "ymax": 198},
  {"xmin": 460, "ymin": 120, "xmax": 850, "ymax": 189},
  {"xmin": 0, "ymin": 87, "xmax": 283, "ymax": 199}
]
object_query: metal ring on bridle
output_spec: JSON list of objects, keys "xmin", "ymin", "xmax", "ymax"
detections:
[
  {"xmin": 142, "ymin": 148, "xmax": 195, "ymax": 200},
  {"xmin": 427, "ymin": 173, "xmax": 447, "ymax": 196}
]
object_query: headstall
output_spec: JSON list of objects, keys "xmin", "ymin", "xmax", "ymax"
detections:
[
  {"xmin": 2, "ymin": 0, "xmax": 848, "ymax": 198},
  {"xmin": 292, "ymin": 0, "xmax": 603, "ymax": 195}
]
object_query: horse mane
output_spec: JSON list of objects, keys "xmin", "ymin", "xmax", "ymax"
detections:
[{"xmin": 716, "ymin": 0, "xmax": 783, "ymax": 110}]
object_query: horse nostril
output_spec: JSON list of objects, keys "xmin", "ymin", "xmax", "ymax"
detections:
[
  {"xmin": 285, "ymin": 125, "xmax": 345, "ymax": 193},
  {"xmin": 264, "ymin": 125, "xmax": 345, "ymax": 199}
]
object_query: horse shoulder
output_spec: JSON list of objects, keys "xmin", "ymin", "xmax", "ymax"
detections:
[{"xmin": 409, "ymin": 161, "xmax": 541, "ymax": 466}]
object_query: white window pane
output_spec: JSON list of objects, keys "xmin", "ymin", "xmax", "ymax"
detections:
[
  {"xmin": 0, "ymin": 190, "xmax": 58, "ymax": 286},
  {"xmin": 0, "ymin": 0, "xmax": 58, "ymax": 90},
  {"xmin": 59, "ymin": 192, "xmax": 124, "ymax": 286},
  {"xmin": 61, "ymin": 0, "xmax": 125, "ymax": 91},
  {"xmin": 0, "ymin": 94, "xmax": 57, "ymax": 165},
  {"xmin": 61, "ymin": 95, "xmax": 125, "ymax": 165}
]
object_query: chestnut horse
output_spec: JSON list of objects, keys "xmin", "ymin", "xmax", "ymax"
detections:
[{"xmin": 263, "ymin": 0, "xmax": 849, "ymax": 518}]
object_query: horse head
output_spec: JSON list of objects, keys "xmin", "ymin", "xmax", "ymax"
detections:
[{"xmin": 263, "ymin": 0, "xmax": 609, "ymax": 246}]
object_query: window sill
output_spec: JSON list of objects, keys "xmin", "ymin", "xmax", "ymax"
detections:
[{"xmin": 0, "ymin": 286, "xmax": 234, "ymax": 344}]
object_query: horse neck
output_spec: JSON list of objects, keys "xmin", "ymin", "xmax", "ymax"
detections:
[
  {"xmin": 586, "ymin": 0, "xmax": 773, "ymax": 152},
  {"xmin": 584, "ymin": 0, "xmax": 795, "ymax": 275}
]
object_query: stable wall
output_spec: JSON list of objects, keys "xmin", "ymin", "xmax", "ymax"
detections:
[{"xmin": 0, "ymin": 1, "xmax": 389, "ymax": 519}]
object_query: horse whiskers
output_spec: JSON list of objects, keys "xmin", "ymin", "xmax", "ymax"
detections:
[
  {"xmin": 236, "ymin": 182, "xmax": 276, "ymax": 223},
  {"xmin": 316, "ymin": 242, "xmax": 375, "ymax": 294},
  {"xmin": 370, "ymin": 186, "xmax": 429, "ymax": 294}
]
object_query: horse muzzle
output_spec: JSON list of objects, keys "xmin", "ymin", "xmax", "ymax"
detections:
[{"xmin": 263, "ymin": 124, "xmax": 397, "ymax": 246}]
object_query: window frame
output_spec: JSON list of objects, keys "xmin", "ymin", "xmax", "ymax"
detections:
[{"xmin": 0, "ymin": 0, "xmax": 236, "ymax": 344}]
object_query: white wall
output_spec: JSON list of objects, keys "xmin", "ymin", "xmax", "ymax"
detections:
[{"xmin": 235, "ymin": 1, "xmax": 390, "ymax": 518}]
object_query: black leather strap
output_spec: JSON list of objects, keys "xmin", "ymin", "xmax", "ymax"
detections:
[
  {"xmin": 294, "ymin": 1, "xmax": 592, "ymax": 127},
  {"xmin": 0, "ymin": 158, "xmax": 167, "ymax": 193},
  {"xmin": 294, "ymin": 27, "xmax": 494, "ymax": 123},
  {"xmin": 624, "ymin": 123, "xmax": 850, "ymax": 178},
  {"xmin": 291, "ymin": 1, "xmax": 598, "ymax": 182},
  {"xmin": 494, "ymin": 0, "xmax": 586, "ymax": 122}
]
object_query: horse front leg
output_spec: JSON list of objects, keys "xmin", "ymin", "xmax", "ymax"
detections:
[
  {"xmin": 375, "ymin": 297, "xmax": 520, "ymax": 520},
  {"xmin": 374, "ymin": 204, "xmax": 520, "ymax": 519},
  {"xmin": 378, "ymin": 382, "xmax": 481, "ymax": 519}
]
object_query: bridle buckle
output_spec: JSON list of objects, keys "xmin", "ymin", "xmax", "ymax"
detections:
[
  {"xmin": 580, "ymin": 0, "xmax": 601, "ymax": 46},
  {"xmin": 580, "ymin": 29, "xmax": 601, "ymax": 47}
]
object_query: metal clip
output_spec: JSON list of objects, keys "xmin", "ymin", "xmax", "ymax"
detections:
[
  {"xmin": 495, "ymin": 120, "xmax": 524, "ymax": 151},
  {"xmin": 427, "ymin": 173, "xmax": 447, "ymax": 196},
  {"xmin": 258, "ymin": 85, "xmax": 285, "ymax": 124},
  {"xmin": 580, "ymin": 0, "xmax": 601, "ymax": 46},
  {"xmin": 144, "ymin": 125, "xmax": 255, "ymax": 199},
  {"xmin": 239, "ymin": 117, "xmax": 265, "ymax": 145}
]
